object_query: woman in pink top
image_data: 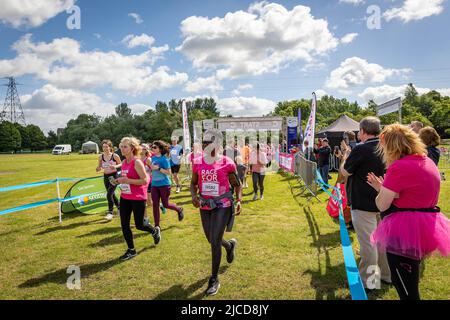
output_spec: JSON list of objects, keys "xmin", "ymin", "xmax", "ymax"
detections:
[
  {"xmin": 250, "ymin": 143, "xmax": 268, "ymax": 201},
  {"xmin": 140, "ymin": 144, "xmax": 154, "ymax": 226},
  {"xmin": 367, "ymin": 124, "xmax": 450, "ymax": 300},
  {"xmin": 190, "ymin": 131, "xmax": 242, "ymax": 296},
  {"xmin": 116, "ymin": 137, "xmax": 159, "ymax": 261}
]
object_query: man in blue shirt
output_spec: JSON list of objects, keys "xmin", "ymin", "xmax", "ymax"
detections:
[{"xmin": 170, "ymin": 137, "xmax": 184, "ymax": 193}]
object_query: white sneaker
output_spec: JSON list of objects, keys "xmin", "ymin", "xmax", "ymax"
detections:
[
  {"xmin": 260, "ymin": 195, "xmax": 264, "ymax": 200},
  {"xmin": 252, "ymin": 194, "xmax": 259, "ymax": 201},
  {"xmin": 105, "ymin": 213, "xmax": 114, "ymax": 221},
  {"xmin": 176, "ymin": 186, "xmax": 181, "ymax": 193}
]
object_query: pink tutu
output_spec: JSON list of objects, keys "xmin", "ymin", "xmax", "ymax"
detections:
[{"xmin": 371, "ymin": 211, "xmax": 450, "ymax": 260}]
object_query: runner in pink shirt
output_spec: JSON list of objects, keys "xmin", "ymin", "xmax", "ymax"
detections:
[
  {"xmin": 190, "ymin": 131, "xmax": 242, "ymax": 296},
  {"xmin": 250, "ymin": 143, "xmax": 268, "ymax": 201},
  {"xmin": 116, "ymin": 137, "xmax": 160, "ymax": 261}
]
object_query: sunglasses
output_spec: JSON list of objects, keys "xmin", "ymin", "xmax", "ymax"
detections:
[{"xmin": 152, "ymin": 146, "xmax": 158, "ymax": 149}]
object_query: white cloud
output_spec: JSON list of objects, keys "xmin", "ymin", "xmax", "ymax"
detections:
[
  {"xmin": 20, "ymin": 84, "xmax": 115, "ymax": 133},
  {"xmin": 384, "ymin": 0, "xmax": 445, "ymax": 23},
  {"xmin": 232, "ymin": 84, "xmax": 253, "ymax": 95},
  {"xmin": 315, "ymin": 89, "xmax": 328, "ymax": 99},
  {"xmin": 218, "ymin": 97, "xmax": 276, "ymax": 117},
  {"xmin": 0, "ymin": 0, "xmax": 75, "ymax": 28},
  {"xmin": 340, "ymin": 33, "xmax": 358, "ymax": 44},
  {"xmin": 177, "ymin": 2, "xmax": 339, "ymax": 79},
  {"xmin": 339, "ymin": 0, "xmax": 365, "ymax": 5},
  {"xmin": 128, "ymin": 13, "xmax": 143, "ymax": 24},
  {"xmin": 184, "ymin": 76, "xmax": 223, "ymax": 93},
  {"xmin": 358, "ymin": 84, "xmax": 450, "ymax": 104},
  {"xmin": 122, "ymin": 33, "xmax": 155, "ymax": 48},
  {"xmin": 0, "ymin": 34, "xmax": 188, "ymax": 96},
  {"xmin": 436, "ymin": 88, "xmax": 450, "ymax": 96},
  {"xmin": 129, "ymin": 104, "xmax": 152, "ymax": 115},
  {"xmin": 325, "ymin": 57, "xmax": 411, "ymax": 91}
]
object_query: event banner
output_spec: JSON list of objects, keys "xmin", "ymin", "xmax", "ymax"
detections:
[
  {"xmin": 182, "ymin": 101, "xmax": 191, "ymax": 153},
  {"xmin": 303, "ymin": 92, "xmax": 317, "ymax": 151},
  {"xmin": 279, "ymin": 153, "xmax": 295, "ymax": 173},
  {"xmin": 287, "ymin": 117, "xmax": 298, "ymax": 153}
]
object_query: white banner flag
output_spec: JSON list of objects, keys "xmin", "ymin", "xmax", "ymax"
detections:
[
  {"xmin": 303, "ymin": 92, "xmax": 317, "ymax": 151},
  {"xmin": 182, "ymin": 101, "xmax": 191, "ymax": 153}
]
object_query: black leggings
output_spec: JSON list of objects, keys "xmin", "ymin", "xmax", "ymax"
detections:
[
  {"xmin": 387, "ymin": 252, "xmax": 421, "ymax": 300},
  {"xmin": 120, "ymin": 198, "xmax": 155, "ymax": 249},
  {"xmin": 252, "ymin": 172, "xmax": 265, "ymax": 195},
  {"xmin": 103, "ymin": 173, "xmax": 119, "ymax": 212},
  {"xmin": 200, "ymin": 207, "xmax": 233, "ymax": 278}
]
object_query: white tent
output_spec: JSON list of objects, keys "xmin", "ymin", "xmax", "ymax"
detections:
[{"xmin": 81, "ymin": 141, "xmax": 99, "ymax": 154}]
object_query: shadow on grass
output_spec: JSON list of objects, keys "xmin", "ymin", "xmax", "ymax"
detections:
[
  {"xmin": 154, "ymin": 266, "xmax": 229, "ymax": 300},
  {"xmin": 302, "ymin": 206, "xmax": 390, "ymax": 300},
  {"xmin": 18, "ymin": 247, "xmax": 153, "ymax": 288},
  {"xmin": 89, "ymin": 233, "xmax": 150, "ymax": 248},
  {"xmin": 35, "ymin": 218, "xmax": 108, "ymax": 236}
]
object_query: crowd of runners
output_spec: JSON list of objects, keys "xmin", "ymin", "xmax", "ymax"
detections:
[
  {"xmin": 94, "ymin": 121, "xmax": 450, "ymax": 300},
  {"xmin": 95, "ymin": 132, "xmax": 275, "ymax": 296}
]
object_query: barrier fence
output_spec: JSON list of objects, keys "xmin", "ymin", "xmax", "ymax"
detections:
[
  {"xmin": 0, "ymin": 177, "xmax": 103, "ymax": 222},
  {"xmin": 277, "ymin": 153, "xmax": 367, "ymax": 301}
]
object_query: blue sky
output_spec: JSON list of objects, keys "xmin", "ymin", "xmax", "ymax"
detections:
[{"xmin": 1, "ymin": 0, "xmax": 449, "ymax": 133}]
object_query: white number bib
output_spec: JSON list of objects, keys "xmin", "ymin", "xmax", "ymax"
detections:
[
  {"xmin": 120, "ymin": 184, "xmax": 131, "ymax": 194},
  {"xmin": 202, "ymin": 182, "xmax": 219, "ymax": 197}
]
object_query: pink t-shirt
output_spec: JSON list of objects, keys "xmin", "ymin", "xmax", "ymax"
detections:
[
  {"xmin": 249, "ymin": 151, "xmax": 268, "ymax": 174},
  {"xmin": 120, "ymin": 158, "xmax": 147, "ymax": 201},
  {"xmin": 382, "ymin": 155, "xmax": 441, "ymax": 208},
  {"xmin": 192, "ymin": 155, "xmax": 237, "ymax": 210}
]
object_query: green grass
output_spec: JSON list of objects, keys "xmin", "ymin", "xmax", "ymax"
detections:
[{"xmin": 0, "ymin": 154, "xmax": 449, "ymax": 300}]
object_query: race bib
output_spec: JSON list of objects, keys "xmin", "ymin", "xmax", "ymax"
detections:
[
  {"xmin": 202, "ymin": 182, "xmax": 219, "ymax": 197},
  {"xmin": 120, "ymin": 184, "xmax": 131, "ymax": 194}
]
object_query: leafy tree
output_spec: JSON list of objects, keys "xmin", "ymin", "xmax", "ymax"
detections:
[
  {"xmin": 27, "ymin": 125, "xmax": 48, "ymax": 151},
  {"xmin": 47, "ymin": 130, "xmax": 59, "ymax": 148},
  {"xmin": 14, "ymin": 123, "xmax": 31, "ymax": 149},
  {"xmin": 0, "ymin": 121, "xmax": 21, "ymax": 152}
]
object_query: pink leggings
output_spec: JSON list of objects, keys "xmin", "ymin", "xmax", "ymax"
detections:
[{"xmin": 151, "ymin": 186, "xmax": 181, "ymax": 227}]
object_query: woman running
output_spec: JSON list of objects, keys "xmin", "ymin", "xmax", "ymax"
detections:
[
  {"xmin": 150, "ymin": 140, "xmax": 184, "ymax": 239},
  {"xmin": 116, "ymin": 137, "xmax": 159, "ymax": 261},
  {"xmin": 169, "ymin": 137, "xmax": 184, "ymax": 194},
  {"xmin": 190, "ymin": 131, "xmax": 242, "ymax": 296},
  {"xmin": 140, "ymin": 143, "xmax": 153, "ymax": 226},
  {"xmin": 250, "ymin": 143, "xmax": 268, "ymax": 201},
  {"xmin": 367, "ymin": 124, "xmax": 450, "ymax": 300},
  {"xmin": 96, "ymin": 139, "xmax": 122, "ymax": 221}
]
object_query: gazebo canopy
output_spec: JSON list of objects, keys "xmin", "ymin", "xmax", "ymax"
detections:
[{"xmin": 317, "ymin": 115, "xmax": 360, "ymax": 137}]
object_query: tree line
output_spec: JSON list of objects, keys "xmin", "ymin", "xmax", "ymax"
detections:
[{"xmin": 0, "ymin": 84, "xmax": 448, "ymax": 152}]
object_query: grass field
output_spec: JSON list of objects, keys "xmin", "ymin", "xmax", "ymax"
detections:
[{"xmin": 0, "ymin": 154, "xmax": 449, "ymax": 300}]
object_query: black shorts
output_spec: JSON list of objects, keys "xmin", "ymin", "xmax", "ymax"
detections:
[{"xmin": 171, "ymin": 165, "xmax": 181, "ymax": 174}]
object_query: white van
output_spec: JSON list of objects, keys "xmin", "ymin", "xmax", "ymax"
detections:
[{"xmin": 52, "ymin": 145, "xmax": 72, "ymax": 155}]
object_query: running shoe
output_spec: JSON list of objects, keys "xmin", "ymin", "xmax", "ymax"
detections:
[
  {"xmin": 226, "ymin": 239, "xmax": 237, "ymax": 264},
  {"xmin": 105, "ymin": 212, "xmax": 114, "ymax": 221},
  {"xmin": 176, "ymin": 186, "xmax": 181, "ymax": 193},
  {"xmin": 178, "ymin": 207, "xmax": 184, "ymax": 222},
  {"xmin": 120, "ymin": 249, "xmax": 137, "ymax": 261},
  {"xmin": 152, "ymin": 226, "xmax": 161, "ymax": 245},
  {"xmin": 252, "ymin": 193, "xmax": 259, "ymax": 201},
  {"xmin": 260, "ymin": 195, "xmax": 264, "ymax": 201},
  {"xmin": 160, "ymin": 203, "xmax": 167, "ymax": 215},
  {"xmin": 143, "ymin": 217, "xmax": 150, "ymax": 227},
  {"xmin": 206, "ymin": 277, "xmax": 220, "ymax": 296}
]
